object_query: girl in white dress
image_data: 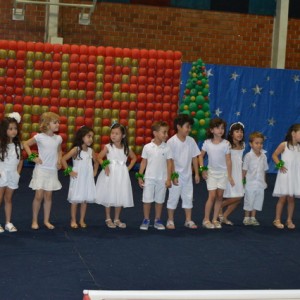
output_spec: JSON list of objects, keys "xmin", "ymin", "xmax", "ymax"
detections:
[
  {"xmin": 272, "ymin": 124, "xmax": 300, "ymax": 229},
  {"xmin": 23, "ymin": 112, "xmax": 62, "ymax": 230},
  {"xmin": 0, "ymin": 113, "xmax": 23, "ymax": 233},
  {"xmin": 220, "ymin": 122, "xmax": 245, "ymax": 225},
  {"xmin": 61, "ymin": 126, "xmax": 99, "ymax": 229},
  {"xmin": 95, "ymin": 123, "xmax": 136, "ymax": 229}
]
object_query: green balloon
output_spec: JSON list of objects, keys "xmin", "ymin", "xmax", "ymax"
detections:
[
  {"xmin": 202, "ymin": 88, "xmax": 209, "ymax": 96},
  {"xmin": 196, "ymin": 110, "xmax": 205, "ymax": 119},
  {"xmin": 189, "ymin": 102, "xmax": 198, "ymax": 112},
  {"xmin": 204, "ymin": 118, "xmax": 210, "ymax": 128},
  {"xmin": 196, "ymin": 95, "xmax": 205, "ymax": 105},
  {"xmin": 186, "ymin": 82, "xmax": 193, "ymax": 90},
  {"xmin": 190, "ymin": 89, "xmax": 197, "ymax": 96},
  {"xmin": 198, "ymin": 128, "xmax": 206, "ymax": 141},
  {"xmin": 179, "ymin": 103, "xmax": 186, "ymax": 111},
  {"xmin": 202, "ymin": 102, "xmax": 210, "ymax": 111},
  {"xmin": 201, "ymin": 78, "xmax": 207, "ymax": 85},
  {"xmin": 182, "ymin": 110, "xmax": 190, "ymax": 115},
  {"xmin": 192, "ymin": 118, "xmax": 200, "ymax": 130},
  {"xmin": 183, "ymin": 96, "xmax": 191, "ymax": 104}
]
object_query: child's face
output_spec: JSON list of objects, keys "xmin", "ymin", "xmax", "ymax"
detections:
[
  {"xmin": 7, "ymin": 122, "xmax": 18, "ymax": 141},
  {"xmin": 110, "ymin": 127, "xmax": 123, "ymax": 144},
  {"xmin": 48, "ymin": 120, "xmax": 60, "ymax": 133},
  {"xmin": 250, "ymin": 137, "xmax": 264, "ymax": 154},
  {"xmin": 83, "ymin": 131, "xmax": 94, "ymax": 147},
  {"xmin": 232, "ymin": 129, "xmax": 244, "ymax": 143},
  {"xmin": 177, "ymin": 122, "xmax": 191, "ymax": 137},
  {"xmin": 211, "ymin": 124, "xmax": 224, "ymax": 138},
  {"xmin": 292, "ymin": 130, "xmax": 300, "ymax": 144},
  {"xmin": 154, "ymin": 126, "xmax": 169, "ymax": 143}
]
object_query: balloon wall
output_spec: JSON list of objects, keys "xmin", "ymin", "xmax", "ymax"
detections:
[
  {"xmin": 179, "ymin": 59, "xmax": 210, "ymax": 141},
  {"xmin": 0, "ymin": 40, "xmax": 182, "ymax": 160}
]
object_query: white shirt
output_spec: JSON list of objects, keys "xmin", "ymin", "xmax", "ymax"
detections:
[
  {"xmin": 34, "ymin": 133, "xmax": 62, "ymax": 170},
  {"xmin": 142, "ymin": 141, "xmax": 172, "ymax": 180},
  {"xmin": 243, "ymin": 149, "xmax": 268, "ymax": 189},
  {"xmin": 167, "ymin": 135, "xmax": 200, "ymax": 183},
  {"xmin": 202, "ymin": 139, "xmax": 230, "ymax": 172}
]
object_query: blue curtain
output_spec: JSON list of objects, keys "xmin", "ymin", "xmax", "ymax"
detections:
[{"xmin": 181, "ymin": 63, "xmax": 300, "ymax": 173}]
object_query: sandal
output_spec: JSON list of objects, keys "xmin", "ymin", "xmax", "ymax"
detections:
[
  {"xmin": 5, "ymin": 222, "xmax": 17, "ymax": 232},
  {"xmin": 70, "ymin": 223, "xmax": 78, "ymax": 229},
  {"xmin": 273, "ymin": 220, "xmax": 284, "ymax": 229},
  {"xmin": 202, "ymin": 220, "xmax": 214, "ymax": 229},
  {"xmin": 31, "ymin": 223, "xmax": 39, "ymax": 230},
  {"xmin": 212, "ymin": 220, "xmax": 222, "ymax": 229},
  {"xmin": 105, "ymin": 218, "xmax": 116, "ymax": 228},
  {"xmin": 44, "ymin": 222, "xmax": 55, "ymax": 230},
  {"xmin": 113, "ymin": 219, "xmax": 126, "ymax": 228},
  {"xmin": 222, "ymin": 218, "xmax": 234, "ymax": 226},
  {"xmin": 80, "ymin": 222, "xmax": 87, "ymax": 228},
  {"xmin": 218, "ymin": 214, "xmax": 224, "ymax": 223},
  {"xmin": 0, "ymin": 224, "xmax": 4, "ymax": 233},
  {"xmin": 286, "ymin": 221, "xmax": 296, "ymax": 230},
  {"xmin": 184, "ymin": 220, "xmax": 197, "ymax": 229},
  {"xmin": 166, "ymin": 220, "xmax": 175, "ymax": 230}
]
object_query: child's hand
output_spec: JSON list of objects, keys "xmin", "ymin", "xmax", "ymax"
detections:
[
  {"xmin": 229, "ymin": 176, "xmax": 235, "ymax": 187},
  {"xmin": 194, "ymin": 173, "xmax": 200, "ymax": 184},
  {"xmin": 172, "ymin": 178, "xmax": 179, "ymax": 186},
  {"xmin": 201, "ymin": 170, "xmax": 208, "ymax": 180},
  {"xmin": 279, "ymin": 166, "xmax": 287, "ymax": 173},
  {"xmin": 70, "ymin": 171, "xmax": 78, "ymax": 178},
  {"xmin": 138, "ymin": 178, "xmax": 144, "ymax": 188},
  {"xmin": 57, "ymin": 161, "xmax": 62, "ymax": 170},
  {"xmin": 165, "ymin": 179, "xmax": 171, "ymax": 188},
  {"xmin": 93, "ymin": 170, "xmax": 98, "ymax": 177},
  {"xmin": 34, "ymin": 157, "xmax": 42, "ymax": 164},
  {"xmin": 104, "ymin": 166, "xmax": 110, "ymax": 176}
]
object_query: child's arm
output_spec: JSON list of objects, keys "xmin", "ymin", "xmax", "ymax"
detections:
[
  {"xmin": 92, "ymin": 150, "xmax": 99, "ymax": 177},
  {"xmin": 127, "ymin": 149, "xmax": 137, "ymax": 171},
  {"xmin": 57, "ymin": 143, "xmax": 62, "ymax": 170},
  {"xmin": 170, "ymin": 159, "xmax": 179, "ymax": 186},
  {"xmin": 198, "ymin": 150, "xmax": 208, "ymax": 180},
  {"xmin": 61, "ymin": 147, "xmax": 78, "ymax": 178},
  {"xmin": 22, "ymin": 138, "xmax": 42, "ymax": 164},
  {"xmin": 137, "ymin": 158, "xmax": 147, "ymax": 188},
  {"xmin": 165, "ymin": 159, "xmax": 172, "ymax": 188},
  {"xmin": 242, "ymin": 169, "xmax": 247, "ymax": 185},
  {"xmin": 225, "ymin": 153, "xmax": 235, "ymax": 186},
  {"xmin": 17, "ymin": 157, "xmax": 23, "ymax": 175},
  {"xmin": 192, "ymin": 156, "xmax": 200, "ymax": 184},
  {"xmin": 272, "ymin": 142, "xmax": 287, "ymax": 173},
  {"xmin": 98, "ymin": 146, "xmax": 109, "ymax": 176}
]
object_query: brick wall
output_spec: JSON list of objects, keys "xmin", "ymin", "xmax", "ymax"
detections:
[{"xmin": 2, "ymin": 1, "xmax": 300, "ymax": 69}]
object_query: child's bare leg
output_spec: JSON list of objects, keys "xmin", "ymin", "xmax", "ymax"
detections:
[
  {"xmin": 167, "ymin": 208, "xmax": 175, "ymax": 222},
  {"xmin": 203, "ymin": 190, "xmax": 216, "ymax": 222},
  {"xmin": 114, "ymin": 206, "xmax": 122, "ymax": 221},
  {"xmin": 184, "ymin": 208, "xmax": 192, "ymax": 222},
  {"xmin": 275, "ymin": 196, "xmax": 286, "ymax": 222},
  {"xmin": 70, "ymin": 203, "xmax": 78, "ymax": 227},
  {"xmin": 4, "ymin": 188, "xmax": 14, "ymax": 224},
  {"xmin": 143, "ymin": 203, "xmax": 151, "ymax": 220},
  {"xmin": 250, "ymin": 210, "xmax": 256, "ymax": 218},
  {"xmin": 32, "ymin": 189, "xmax": 44, "ymax": 229},
  {"xmin": 223, "ymin": 198, "xmax": 241, "ymax": 220},
  {"xmin": 79, "ymin": 202, "xmax": 87, "ymax": 226},
  {"xmin": 212, "ymin": 189, "xmax": 224, "ymax": 222},
  {"xmin": 154, "ymin": 203, "xmax": 163, "ymax": 220},
  {"xmin": 286, "ymin": 196, "xmax": 295, "ymax": 225},
  {"xmin": 43, "ymin": 191, "xmax": 54, "ymax": 229}
]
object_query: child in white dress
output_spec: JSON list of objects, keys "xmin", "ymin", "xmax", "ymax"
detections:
[
  {"xmin": 0, "ymin": 113, "xmax": 23, "ymax": 233},
  {"xmin": 62, "ymin": 126, "xmax": 99, "ymax": 229},
  {"xmin": 272, "ymin": 124, "xmax": 300, "ymax": 229},
  {"xmin": 242, "ymin": 132, "xmax": 268, "ymax": 226},
  {"xmin": 199, "ymin": 118, "xmax": 234, "ymax": 229},
  {"xmin": 95, "ymin": 123, "xmax": 136, "ymax": 229},
  {"xmin": 220, "ymin": 122, "xmax": 245, "ymax": 225},
  {"xmin": 23, "ymin": 112, "xmax": 62, "ymax": 230}
]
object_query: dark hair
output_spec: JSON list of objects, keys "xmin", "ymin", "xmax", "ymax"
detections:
[
  {"xmin": 249, "ymin": 131, "xmax": 265, "ymax": 142},
  {"xmin": 285, "ymin": 124, "xmax": 300, "ymax": 149},
  {"xmin": 206, "ymin": 118, "xmax": 226, "ymax": 139},
  {"xmin": 174, "ymin": 114, "xmax": 194, "ymax": 132},
  {"xmin": 151, "ymin": 121, "xmax": 169, "ymax": 133},
  {"xmin": 227, "ymin": 122, "xmax": 245, "ymax": 149},
  {"xmin": 110, "ymin": 123, "xmax": 129, "ymax": 156},
  {"xmin": 0, "ymin": 117, "xmax": 21, "ymax": 161},
  {"xmin": 72, "ymin": 126, "xmax": 94, "ymax": 159}
]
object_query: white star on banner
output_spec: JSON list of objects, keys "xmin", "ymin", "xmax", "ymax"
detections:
[
  {"xmin": 251, "ymin": 102, "xmax": 257, "ymax": 108},
  {"xmin": 269, "ymin": 90, "xmax": 274, "ymax": 96},
  {"xmin": 266, "ymin": 76, "xmax": 271, "ymax": 81},
  {"xmin": 252, "ymin": 84, "xmax": 263, "ymax": 95},
  {"xmin": 215, "ymin": 108, "xmax": 222, "ymax": 116},
  {"xmin": 268, "ymin": 118, "xmax": 276, "ymax": 126},
  {"xmin": 207, "ymin": 68, "xmax": 213, "ymax": 78},
  {"xmin": 241, "ymin": 88, "xmax": 247, "ymax": 94},
  {"xmin": 231, "ymin": 72, "xmax": 239, "ymax": 80},
  {"xmin": 292, "ymin": 75, "xmax": 300, "ymax": 83},
  {"xmin": 235, "ymin": 111, "xmax": 241, "ymax": 116}
]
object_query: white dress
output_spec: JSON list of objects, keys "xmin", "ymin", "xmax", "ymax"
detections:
[
  {"xmin": 273, "ymin": 142, "xmax": 300, "ymax": 198},
  {"xmin": 223, "ymin": 146, "xmax": 245, "ymax": 198},
  {"xmin": 67, "ymin": 147, "xmax": 96, "ymax": 204},
  {"xmin": 0, "ymin": 143, "xmax": 21, "ymax": 189},
  {"xmin": 95, "ymin": 144, "xmax": 134, "ymax": 208}
]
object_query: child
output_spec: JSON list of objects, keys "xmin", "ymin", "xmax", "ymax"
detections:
[
  {"xmin": 166, "ymin": 114, "xmax": 200, "ymax": 229},
  {"xmin": 23, "ymin": 112, "xmax": 62, "ymax": 230},
  {"xmin": 220, "ymin": 122, "xmax": 245, "ymax": 225},
  {"xmin": 272, "ymin": 124, "xmax": 300, "ymax": 229},
  {"xmin": 95, "ymin": 122, "xmax": 136, "ymax": 229},
  {"xmin": 242, "ymin": 131, "xmax": 268, "ymax": 226},
  {"xmin": 137, "ymin": 121, "xmax": 172, "ymax": 230},
  {"xmin": 61, "ymin": 126, "xmax": 99, "ymax": 229},
  {"xmin": 0, "ymin": 113, "xmax": 23, "ymax": 233},
  {"xmin": 199, "ymin": 118, "xmax": 234, "ymax": 229}
]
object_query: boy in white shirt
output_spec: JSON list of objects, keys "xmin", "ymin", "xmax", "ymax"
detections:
[
  {"xmin": 166, "ymin": 114, "xmax": 200, "ymax": 229},
  {"xmin": 137, "ymin": 121, "xmax": 172, "ymax": 230},
  {"xmin": 242, "ymin": 131, "xmax": 268, "ymax": 226}
]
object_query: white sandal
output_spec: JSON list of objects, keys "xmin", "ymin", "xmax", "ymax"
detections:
[
  {"xmin": 5, "ymin": 222, "xmax": 17, "ymax": 232},
  {"xmin": 0, "ymin": 224, "xmax": 4, "ymax": 233},
  {"xmin": 166, "ymin": 220, "xmax": 175, "ymax": 230},
  {"xmin": 113, "ymin": 219, "xmax": 126, "ymax": 229}
]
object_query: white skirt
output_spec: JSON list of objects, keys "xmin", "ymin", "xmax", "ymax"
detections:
[{"xmin": 29, "ymin": 167, "xmax": 62, "ymax": 191}]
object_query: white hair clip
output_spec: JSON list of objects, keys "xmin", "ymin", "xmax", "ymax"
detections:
[
  {"xmin": 8, "ymin": 112, "xmax": 21, "ymax": 124},
  {"xmin": 229, "ymin": 121, "xmax": 245, "ymax": 131}
]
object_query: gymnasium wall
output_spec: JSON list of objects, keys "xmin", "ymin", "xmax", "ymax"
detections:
[{"xmin": 1, "ymin": 1, "xmax": 300, "ymax": 69}]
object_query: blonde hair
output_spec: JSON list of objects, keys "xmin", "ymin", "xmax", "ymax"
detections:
[
  {"xmin": 39, "ymin": 112, "xmax": 60, "ymax": 133},
  {"xmin": 249, "ymin": 131, "xmax": 265, "ymax": 142},
  {"xmin": 151, "ymin": 121, "xmax": 169, "ymax": 133}
]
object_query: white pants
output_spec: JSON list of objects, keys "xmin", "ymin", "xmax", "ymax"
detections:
[
  {"xmin": 244, "ymin": 188, "xmax": 264, "ymax": 211},
  {"xmin": 167, "ymin": 180, "xmax": 193, "ymax": 209}
]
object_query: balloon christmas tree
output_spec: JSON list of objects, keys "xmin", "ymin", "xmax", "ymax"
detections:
[{"xmin": 179, "ymin": 59, "xmax": 210, "ymax": 141}]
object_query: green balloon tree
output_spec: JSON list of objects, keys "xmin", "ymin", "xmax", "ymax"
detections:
[{"xmin": 179, "ymin": 59, "xmax": 210, "ymax": 141}]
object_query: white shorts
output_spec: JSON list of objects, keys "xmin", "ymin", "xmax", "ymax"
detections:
[
  {"xmin": 142, "ymin": 178, "xmax": 166, "ymax": 204},
  {"xmin": 0, "ymin": 170, "xmax": 20, "ymax": 190},
  {"xmin": 244, "ymin": 188, "xmax": 264, "ymax": 211},
  {"xmin": 167, "ymin": 179, "xmax": 193, "ymax": 209},
  {"xmin": 206, "ymin": 170, "xmax": 228, "ymax": 191}
]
